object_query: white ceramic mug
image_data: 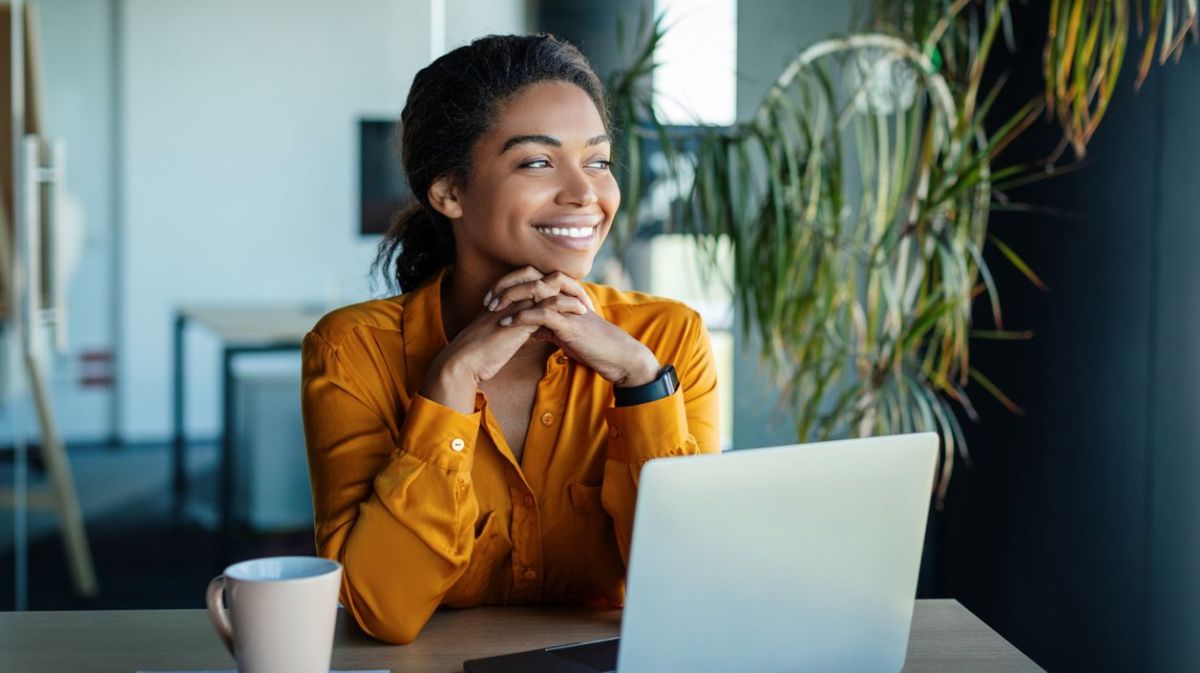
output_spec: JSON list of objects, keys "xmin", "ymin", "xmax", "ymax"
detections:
[{"xmin": 206, "ymin": 556, "xmax": 343, "ymax": 673}]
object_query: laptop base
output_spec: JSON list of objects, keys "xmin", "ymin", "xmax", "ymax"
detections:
[{"xmin": 463, "ymin": 636, "xmax": 619, "ymax": 673}]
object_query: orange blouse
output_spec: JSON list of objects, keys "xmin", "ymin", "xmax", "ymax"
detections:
[{"xmin": 300, "ymin": 267, "xmax": 719, "ymax": 644}]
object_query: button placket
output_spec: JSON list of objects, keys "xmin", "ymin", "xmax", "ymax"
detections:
[
  {"xmin": 509, "ymin": 478, "xmax": 543, "ymax": 602},
  {"xmin": 501, "ymin": 350, "xmax": 566, "ymax": 603},
  {"xmin": 515, "ymin": 350, "xmax": 569, "ymax": 499}
]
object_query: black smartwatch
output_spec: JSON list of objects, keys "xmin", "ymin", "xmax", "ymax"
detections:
[{"xmin": 614, "ymin": 364, "xmax": 678, "ymax": 407}]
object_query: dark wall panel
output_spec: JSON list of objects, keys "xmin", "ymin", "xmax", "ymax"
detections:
[
  {"xmin": 944, "ymin": 84, "xmax": 1159, "ymax": 669},
  {"xmin": 1148, "ymin": 52, "xmax": 1200, "ymax": 673}
]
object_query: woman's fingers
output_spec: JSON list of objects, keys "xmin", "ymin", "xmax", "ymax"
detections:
[
  {"xmin": 491, "ymin": 278, "xmax": 558, "ymax": 311},
  {"xmin": 541, "ymin": 271, "xmax": 595, "ymax": 312},
  {"xmin": 498, "ymin": 294, "xmax": 587, "ymax": 325},
  {"xmin": 488, "ymin": 270, "xmax": 595, "ymax": 313},
  {"xmin": 500, "ymin": 306, "xmax": 575, "ymax": 333},
  {"xmin": 533, "ymin": 293, "xmax": 589, "ymax": 316},
  {"xmin": 483, "ymin": 266, "xmax": 543, "ymax": 307},
  {"xmin": 458, "ymin": 300, "xmax": 537, "ymax": 382},
  {"xmin": 543, "ymin": 293, "xmax": 589, "ymax": 315}
]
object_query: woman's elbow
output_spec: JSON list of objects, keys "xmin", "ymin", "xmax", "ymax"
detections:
[
  {"xmin": 341, "ymin": 584, "xmax": 432, "ymax": 645},
  {"xmin": 357, "ymin": 612, "xmax": 424, "ymax": 645}
]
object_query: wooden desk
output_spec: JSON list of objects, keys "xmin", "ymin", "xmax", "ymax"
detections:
[
  {"xmin": 170, "ymin": 303, "xmax": 327, "ymax": 562},
  {"xmin": 0, "ymin": 600, "xmax": 1043, "ymax": 672}
]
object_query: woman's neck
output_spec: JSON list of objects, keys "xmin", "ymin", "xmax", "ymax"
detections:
[{"xmin": 440, "ymin": 266, "xmax": 490, "ymax": 340}]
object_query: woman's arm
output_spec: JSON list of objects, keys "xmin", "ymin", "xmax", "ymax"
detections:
[
  {"xmin": 302, "ymin": 331, "xmax": 483, "ymax": 645},
  {"xmin": 302, "ymin": 294, "xmax": 565, "ymax": 643},
  {"xmin": 598, "ymin": 311, "xmax": 721, "ymax": 565}
]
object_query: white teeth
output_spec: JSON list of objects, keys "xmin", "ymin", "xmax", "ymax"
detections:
[{"xmin": 536, "ymin": 226, "xmax": 594, "ymax": 238}]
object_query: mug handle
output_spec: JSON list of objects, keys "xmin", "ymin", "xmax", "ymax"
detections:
[{"xmin": 205, "ymin": 575, "xmax": 235, "ymax": 655}]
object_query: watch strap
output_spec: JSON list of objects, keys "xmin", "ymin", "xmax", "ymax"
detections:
[{"xmin": 614, "ymin": 364, "xmax": 678, "ymax": 407}]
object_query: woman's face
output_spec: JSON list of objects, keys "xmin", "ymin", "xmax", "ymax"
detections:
[{"xmin": 443, "ymin": 80, "xmax": 619, "ymax": 281}]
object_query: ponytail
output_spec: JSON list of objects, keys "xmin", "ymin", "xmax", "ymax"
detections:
[{"xmin": 371, "ymin": 203, "xmax": 456, "ymax": 293}]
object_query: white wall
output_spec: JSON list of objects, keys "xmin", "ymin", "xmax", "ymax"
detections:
[
  {"xmin": 119, "ymin": 0, "xmax": 526, "ymax": 441},
  {"xmin": 445, "ymin": 0, "xmax": 529, "ymax": 51}
]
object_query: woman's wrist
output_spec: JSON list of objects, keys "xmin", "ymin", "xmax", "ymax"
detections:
[
  {"xmin": 421, "ymin": 355, "xmax": 479, "ymax": 414},
  {"xmin": 615, "ymin": 350, "xmax": 660, "ymax": 388}
]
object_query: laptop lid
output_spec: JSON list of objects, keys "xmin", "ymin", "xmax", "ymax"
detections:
[{"xmin": 615, "ymin": 432, "xmax": 938, "ymax": 673}]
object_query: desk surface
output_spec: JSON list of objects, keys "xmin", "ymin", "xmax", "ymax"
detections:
[
  {"xmin": 0, "ymin": 599, "xmax": 1042, "ymax": 673},
  {"xmin": 178, "ymin": 303, "xmax": 330, "ymax": 345}
]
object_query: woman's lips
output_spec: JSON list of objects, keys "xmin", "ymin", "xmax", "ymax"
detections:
[
  {"xmin": 533, "ymin": 224, "xmax": 598, "ymax": 250},
  {"xmin": 531, "ymin": 214, "xmax": 603, "ymax": 251}
]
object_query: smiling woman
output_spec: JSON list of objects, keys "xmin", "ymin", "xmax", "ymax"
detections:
[
  {"xmin": 432, "ymin": 80, "xmax": 619, "ymax": 283},
  {"xmin": 299, "ymin": 34, "xmax": 719, "ymax": 646}
]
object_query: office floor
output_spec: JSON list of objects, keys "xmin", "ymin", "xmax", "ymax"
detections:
[{"xmin": 0, "ymin": 441, "xmax": 312, "ymax": 610}]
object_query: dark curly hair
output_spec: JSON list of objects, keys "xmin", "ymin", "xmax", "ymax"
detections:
[{"xmin": 372, "ymin": 34, "xmax": 610, "ymax": 293}]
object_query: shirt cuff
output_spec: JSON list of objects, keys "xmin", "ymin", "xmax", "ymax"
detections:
[
  {"xmin": 603, "ymin": 390, "xmax": 687, "ymax": 464},
  {"xmin": 397, "ymin": 393, "xmax": 483, "ymax": 472}
]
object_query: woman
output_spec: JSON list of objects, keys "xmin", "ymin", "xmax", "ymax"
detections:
[{"xmin": 301, "ymin": 33, "xmax": 718, "ymax": 645}]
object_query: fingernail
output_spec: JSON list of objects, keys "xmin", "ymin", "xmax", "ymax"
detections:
[
  {"xmin": 483, "ymin": 291, "xmax": 492, "ymax": 306},
  {"xmin": 499, "ymin": 316, "xmax": 512, "ymax": 326},
  {"xmin": 488, "ymin": 298, "xmax": 500, "ymax": 311}
]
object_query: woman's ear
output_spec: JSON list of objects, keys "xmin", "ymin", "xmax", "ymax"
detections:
[{"xmin": 428, "ymin": 177, "xmax": 463, "ymax": 219}]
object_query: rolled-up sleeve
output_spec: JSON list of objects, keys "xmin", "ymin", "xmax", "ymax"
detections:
[
  {"xmin": 302, "ymin": 331, "xmax": 484, "ymax": 644},
  {"xmin": 599, "ymin": 311, "xmax": 720, "ymax": 564}
]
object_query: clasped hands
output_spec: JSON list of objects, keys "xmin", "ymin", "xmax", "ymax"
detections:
[{"xmin": 422, "ymin": 266, "xmax": 660, "ymax": 415}]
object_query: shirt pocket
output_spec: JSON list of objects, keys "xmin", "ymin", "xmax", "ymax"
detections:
[
  {"xmin": 443, "ymin": 509, "xmax": 511, "ymax": 607},
  {"xmin": 563, "ymin": 482, "xmax": 624, "ymax": 601},
  {"xmin": 568, "ymin": 482, "xmax": 605, "ymax": 515}
]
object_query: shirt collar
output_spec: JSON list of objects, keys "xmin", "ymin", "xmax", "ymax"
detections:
[{"xmin": 399, "ymin": 265, "xmax": 452, "ymax": 395}]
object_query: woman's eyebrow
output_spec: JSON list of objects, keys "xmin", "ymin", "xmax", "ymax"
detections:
[{"xmin": 500, "ymin": 133, "xmax": 611, "ymax": 154}]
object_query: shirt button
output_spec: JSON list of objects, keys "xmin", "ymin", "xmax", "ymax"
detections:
[
  {"xmin": 523, "ymin": 494, "xmax": 535, "ymax": 507},
  {"xmin": 540, "ymin": 412, "xmax": 554, "ymax": 426},
  {"xmin": 609, "ymin": 426, "xmax": 620, "ymax": 439},
  {"xmin": 523, "ymin": 569, "xmax": 537, "ymax": 580},
  {"xmin": 450, "ymin": 438, "xmax": 466, "ymax": 452},
  {"xmin": 555, "ymin": 355, "xmax": 569, "ymax": 364}
]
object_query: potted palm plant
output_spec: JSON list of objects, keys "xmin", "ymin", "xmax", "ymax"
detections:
[{"xmin": 604, "ymin": 0, "xmax": 1195, "ymax": 501}]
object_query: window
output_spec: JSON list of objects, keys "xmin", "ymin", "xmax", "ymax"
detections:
[{"xmin": 653, "ymin": 0, "xmax": 737, "ymax": 126}]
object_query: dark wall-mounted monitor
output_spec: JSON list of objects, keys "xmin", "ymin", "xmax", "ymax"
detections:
[{"xmin": 359, "ymin": 118, "xmax": 412, "ymax": 235}]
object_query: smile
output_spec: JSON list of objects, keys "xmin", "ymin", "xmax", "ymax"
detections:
[
  {"xmin": 532, "ymin": 223, "xmax": 599, "ymax": 251},
  {"xmin": 533, "ymin": 225, "xmax": 596, "ymax": 238}
]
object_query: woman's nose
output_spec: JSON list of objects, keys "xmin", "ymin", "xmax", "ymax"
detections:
[{"xmin": 555, "ymin": 166, "xmax": 598, "ymax": 207}]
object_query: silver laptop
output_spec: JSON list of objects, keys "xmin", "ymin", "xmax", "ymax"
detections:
[{"xmin": 463, "ymin": 432, "xmax": 938, "ymax": 673}]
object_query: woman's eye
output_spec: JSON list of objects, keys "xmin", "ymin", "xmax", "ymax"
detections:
[{"xmin": 519, "ymin": 158, "xmax": 611, "ymax": 170}]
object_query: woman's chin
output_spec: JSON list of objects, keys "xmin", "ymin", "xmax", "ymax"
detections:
[{"xmin": 525, "ymin": 256, "xmax": 594, "ymax": 280}]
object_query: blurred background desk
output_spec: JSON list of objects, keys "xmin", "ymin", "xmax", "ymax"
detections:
[
  {"xmin": 171, "ymin": 304, "xmax": 327, "ymax": 559},
  {"xmin": 0, "ymin": 600, "xmax": 1045, "ymax": 672}
]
